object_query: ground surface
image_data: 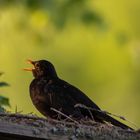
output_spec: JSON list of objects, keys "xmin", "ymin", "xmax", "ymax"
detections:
[{"xmin": 0, "ymin": 112, "xmax": 139, "ymax": 140}]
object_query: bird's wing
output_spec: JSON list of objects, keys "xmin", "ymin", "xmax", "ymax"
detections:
[
  {"xmin": 49, "ymin": 79, "xmax": 101, "ymax": 122},
  {"xmin": 58, "ymin": 79, "xmax": 101, "ymax": 110},
  {"xmin": 44, "ymin": 79, "xmax": 84, "ymax": 118}
]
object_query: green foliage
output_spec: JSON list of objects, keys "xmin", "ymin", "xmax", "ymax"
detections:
[
  {"xmin": 81, "ymin": 10, "xmax": 103, "ymax": 25},
  {"xmin": 0, "ymin": 73, "xmax": 10, "ymax": 112},
  {"xmin": 0, "ymin": 96, "xmax": 10, "ymax": 107},
  {"xmin": 0, "ymin": 0, "xmax": 104, "ymax": 29},
  {"xmin": 0, "ymin": 82, "xmax": 9, "ymax": 87}
]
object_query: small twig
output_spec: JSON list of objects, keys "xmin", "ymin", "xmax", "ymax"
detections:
[
  {"xmin": 14, "ymin": 106, "xmax": 23, "ymax": 114},
  {"xmin": 85, "ymin": 107, "xmax": 94, "ymax": 121},
  {"xmin": 103, "ymin": 111, "xmax": 139, "ymax": 129},
  {"xmin": 27, "ymin": 112, "xmax": 34, "ymax": 115},
  {"xmin": 15, "ymin": 106, "xmax": 17, "ymax": 113},
  {"xmin": 75, "ymin": 104, "xmax": 101, "ymax": 113},
  {"xmin": 50, "ymin": 108, "xmax": 79, "ymax": 125}
]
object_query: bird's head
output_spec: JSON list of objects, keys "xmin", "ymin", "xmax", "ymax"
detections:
[{"xmin": 24, "ymin": 59, "xmax": 57, "ymax": 79}]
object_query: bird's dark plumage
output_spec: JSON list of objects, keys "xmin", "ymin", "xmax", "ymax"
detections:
[{"xmin": 25, "ymin": 60, "xmax": 133, "ymax": 130}]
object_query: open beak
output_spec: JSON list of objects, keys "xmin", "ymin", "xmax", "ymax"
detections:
[{"xmin": 23, "ymin": 59, "xmax": 35, "ymax": 72}]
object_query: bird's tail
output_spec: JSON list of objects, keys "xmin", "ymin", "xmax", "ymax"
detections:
[
  {"xmin": 93, "ymin": 110, "xmax": 133, "ymax": 130},
  {"xmin": 75, "ymin": 104, "xmax": 133, "ymax": 130}
]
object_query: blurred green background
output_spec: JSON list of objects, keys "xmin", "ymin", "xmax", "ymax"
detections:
[{"xmin": 0, "ymin": 0, "xmax": 140, "ymax": 127}]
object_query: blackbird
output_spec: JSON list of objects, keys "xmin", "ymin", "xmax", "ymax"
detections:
[{"xmin": 24, "ymin": 59, "xmax": 132, "ymax": 130}]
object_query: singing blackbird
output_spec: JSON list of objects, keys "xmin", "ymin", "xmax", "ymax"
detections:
[{"xmin": 24, "ymin": 59, "xmax": 132, "ymax": 130}]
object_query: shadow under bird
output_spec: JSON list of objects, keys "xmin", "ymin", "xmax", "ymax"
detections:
[{"xmin": 24, "ymin": 59, "xmax": 133, "ymax": 130}]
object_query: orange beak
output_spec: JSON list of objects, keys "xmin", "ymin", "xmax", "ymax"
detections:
[{"xmin": 23, "ymin": 59, "xmax": 35, "ymax": 72}]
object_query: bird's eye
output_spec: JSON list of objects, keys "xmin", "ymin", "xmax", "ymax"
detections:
[{"xmin": 35, "ymin": 63, "xmax": 40, "ymax": 68}]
